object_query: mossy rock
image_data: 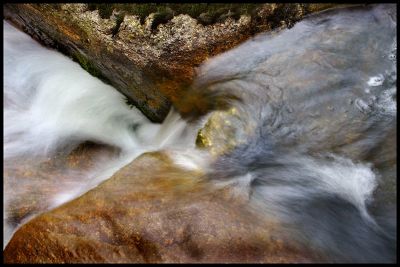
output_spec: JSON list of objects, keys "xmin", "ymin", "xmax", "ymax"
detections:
[
  {"xmin": 4, "ymin": 3, "xmax": 348, "ymax": 123},
  {"xmin": 86, "ymin": 3, "xmax": 262, "ymax": 26},
  {"xmin": 71, "ymin": 52, "xmax": 109, "ymax": 83}
]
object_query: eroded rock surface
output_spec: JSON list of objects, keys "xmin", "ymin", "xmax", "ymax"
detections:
[
  {"xmin": 4, "ymin": 152, "xmax": 314, "ymax": 263},
  {"xmin": 3, "ymin": 3, "xmax": 340, "ymax": 122}
]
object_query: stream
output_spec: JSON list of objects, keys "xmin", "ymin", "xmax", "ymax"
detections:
[{"xmin": 3, "ymin": 4, "xmax": 396, "ymax": 263}]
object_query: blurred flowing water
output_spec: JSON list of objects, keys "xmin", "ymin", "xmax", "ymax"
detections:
[
  {"xmin": 3, "ymin": 19, "xmax": 197, "ymax": 248},
  {"xmin": 3, "ymin": 4, "xmax": 396, "ymax": 263}
]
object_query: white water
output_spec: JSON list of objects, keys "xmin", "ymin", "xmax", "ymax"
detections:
[
  {"xmin": 3, "ymin": 4, "xmax": 396, "ymax": 262},
  {"xmin": 4, "ymin": 21, "xmax": 197, "ymax": 159},
  {"xmin": 3, "ymin": 20, "xmax": 204, "ymax": 248},
  {"xmin": 189, "ymin": 4, "xmax": 396, "ymax": 262}
]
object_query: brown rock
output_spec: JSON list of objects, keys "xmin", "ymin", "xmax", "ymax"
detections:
[
  {"xmin": 4, "ymin": 142, "xmax": 120, "ymax": 236},
  {"xmin": 3, "ymin": 3, "xmax": 341, "ymax": 122},
  {"xmin": 4, "ymin": 152, "xmax": 315, "ymax": 263}
]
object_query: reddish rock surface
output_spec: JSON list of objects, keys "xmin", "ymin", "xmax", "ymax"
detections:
[{"xmin": 4, "ymin": 152, "xmax": 315, "ymax": 263}]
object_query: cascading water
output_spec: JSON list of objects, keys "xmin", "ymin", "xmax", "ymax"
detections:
[
  {"xmin": 3, "ymin": 4, "xmax": 396, "ymax": 263},
  {"xmin": 191, "ymin": 4, "xmax": 396, "ymax": 262},
  {"xmin": 3, "ymin": 20, "xmax": 199, "ymax": 248}
]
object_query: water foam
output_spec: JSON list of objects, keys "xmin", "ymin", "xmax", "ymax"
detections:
[
  {"xmin": 3, "ymin": 4, "xmax": 396, "ymax": 261},
  {"xmin": 3, "ymin": 20, "xmax": 198, "ymax": 248}
]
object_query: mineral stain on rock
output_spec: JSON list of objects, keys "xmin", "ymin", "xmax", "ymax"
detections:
[
  {"xmin": 4, "ymin": 152, "xmax": 314, "ymax": 263},
  {"xmin": 3, "ymin": 3, "xmax": 344, "ymax": 122},
  {"xmin": 4, "ymin": 3, "xmax": 394, "ymax": 264}
]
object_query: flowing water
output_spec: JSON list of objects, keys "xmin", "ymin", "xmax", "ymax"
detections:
[
  {"xmin": 3, "ymin": 19, "xmax": 198, "ymax": 247},
  {"xmin": 3, "ymin": 4, "xmax": 397, "ymax": 263}
]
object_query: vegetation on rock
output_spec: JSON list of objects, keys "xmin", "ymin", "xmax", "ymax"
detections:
[{"xmin": 4, "ymin": 3, "xmax": 344, "ymax": 123}]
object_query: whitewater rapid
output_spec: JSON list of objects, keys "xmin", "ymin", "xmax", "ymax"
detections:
[
  {"xmin": 3, "ymin": 4, "xmax": 397, "ymax": 262},
  {"xmin": 3, "ymin": 20, "xmax": 202, "ymax": 248}
]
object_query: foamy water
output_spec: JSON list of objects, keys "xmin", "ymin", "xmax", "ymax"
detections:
[
  {"xmin": 190, "ymin": 4, "xmax": 396, "ymax": 262},
  {"xmin": 3, "ymin": 4, "xmax": 397, "ymax": 262},
  {"xmin": 3, "ymin": 20, "xmax": 201, "ymax": 248}
]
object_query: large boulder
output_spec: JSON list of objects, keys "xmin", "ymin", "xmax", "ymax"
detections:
[
  {"xmin": 3, "ymin": 3, "xmax": 340, "ymax": 122},
  {"xmin": 4, "ymin": 143, "xmax": 120, "ymax": 246},
  {"xmin": 4, "ymin": 152, "xmax": 315, "ymax": 263}
]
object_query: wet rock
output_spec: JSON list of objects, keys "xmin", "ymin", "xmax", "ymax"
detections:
[
  {"xmin": 196, "ymin": 107, "xmax": 252, "ymax": 157},
  {"xmin": 3, "ymin": 3, "xmax": 342, "ymax": 122},
  {"xmin": 193, "ymin": 4, "xmax": 396, "ymax": 161},
  {"xmin": 4, "ymin": 152, "xmax": 314, "ymax": 263},
  {"xmin": 4, "ymin": 142, "xmax": 120, "ymax": 246}
]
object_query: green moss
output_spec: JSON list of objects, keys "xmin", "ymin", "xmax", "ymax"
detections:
[
  {"xmin": 267, "ymin": 4, "xmax": 307, "ymax": 29},
  {"xmin": 72, "ymin": 52, "xmax": 105, "ymax": 81},
  {"xmin": 84, "ymin": 3, "xmax": 344, "ymax": 32},
  {"xmin": 112, "ymin": 13, "xmax": 125, "ymax": 37},
  {"xmin": 85, "ymin": 3, "xmax": 262, "ymax": 27},
  {"xmin": 87, "ymin": 3, "xmax": 114, "ymax": 19},
  {"xmin": 124, "ymin": 96, "xmax": 136, "ymax": 109},
  {"xmin": 120, "ymin": 3, "xmax": 159, "ymax": 24},
  {"xmin": 151, "ymin": 9, "xmax": 174, "ymax": 31}
]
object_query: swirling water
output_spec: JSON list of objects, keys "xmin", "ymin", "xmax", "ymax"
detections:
[
  {"xmin": 191, "ymin": 4, "xmax": 396, "ymax": 262},
  {"xmin": 3, "ymin": 20, "xmax": 197, "ymax": 247},
  {"xmin": 3, "ymin": 4, "xmax": 396, "ymax": 263}
]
